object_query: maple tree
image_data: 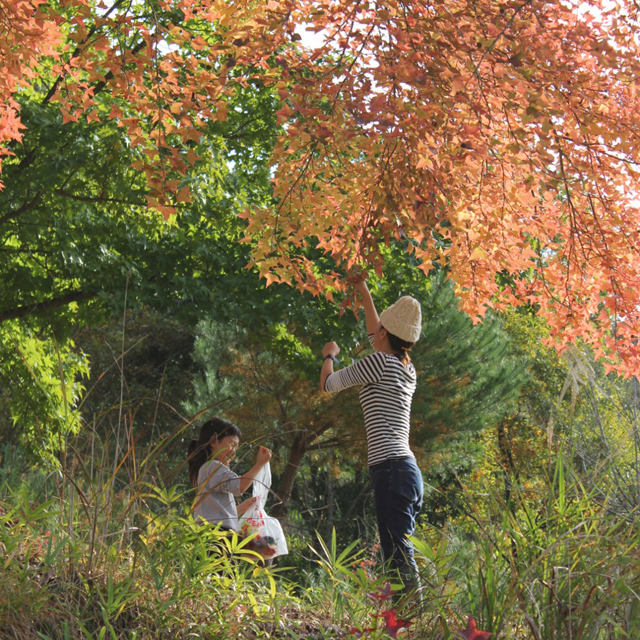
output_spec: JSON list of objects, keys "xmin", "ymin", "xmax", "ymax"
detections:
[
  {"xmin": 0, "ymin": 0, "xmax": 289, "ymax": 333},
  {"xmin": 0, "ymin": 0, "xmax": 289, "ymax": 205},
  {"xmin": 243, "ymin": 0, "xmax": 640, "ymax": 375},
  {"xmin": 3, "ymin": 0, "xmax": 640, "ymax": 375},
  {"xmin": 0, "ymin": 0, "xmax": 60, "ymax": 182}
]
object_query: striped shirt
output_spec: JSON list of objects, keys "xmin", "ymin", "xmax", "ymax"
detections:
[{"xmin": 324, "ymin": 335, "xmax": 417, "ymax": 466}]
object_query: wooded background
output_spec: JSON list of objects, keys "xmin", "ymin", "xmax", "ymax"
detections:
[{"xmin": 2, "ymin": 1, "xmax": 640, "ymax": 637}]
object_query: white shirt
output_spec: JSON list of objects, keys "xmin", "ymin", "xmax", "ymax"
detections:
[{"xmin": 192, "ymin": 459, "xmax": 243, "ymax": 531}]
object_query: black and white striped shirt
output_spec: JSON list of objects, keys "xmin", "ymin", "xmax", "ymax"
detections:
[{"xmin": 324, "ymin": 335, "xmax": 417, "ymax": 466}]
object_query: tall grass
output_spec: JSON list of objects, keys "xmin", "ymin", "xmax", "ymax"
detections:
[
  {"xmin": 2, "ymin": 325, "xmax": 640, "ymax": 638},
  {"xmin": 0, "ymin": 448, "xmax": 296, "ymax": 639},
  {"xmin": 411, "ymin": 455, "xmax": 640, "ymax": 639},
  {"xmin": 2, "ymin": 443, "xmax": 640, "ymax": 638}
]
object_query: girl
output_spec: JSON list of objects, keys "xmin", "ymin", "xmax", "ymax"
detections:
[
  {"xmin": 320, "ymin": 277, "xmax": 423, "ymax": 596},
  {"xmin": 188, "ymin": 417, "xmax": 272, "ymax": 533}
]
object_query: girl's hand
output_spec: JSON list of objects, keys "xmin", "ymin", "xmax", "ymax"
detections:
[
  {"xmin": 256, "ymin": 445, "xmax": 272, "ymax": 466},
  {"xmin": 237, "ymin": 495, "xmax": 260, "ymax": 516},
  {"xmin": 323, "ymin": 341, "xmax": 340, "ymax": 358}
]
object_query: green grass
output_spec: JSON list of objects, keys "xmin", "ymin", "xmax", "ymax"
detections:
[{"xmin": 2, "ymin": 451, "xmax": 640, "ymax": 639}]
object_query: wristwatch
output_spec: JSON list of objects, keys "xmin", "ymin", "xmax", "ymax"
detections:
[{"xmin": 324, "ymin": 354, "xmax": 338, "ymax": 364}]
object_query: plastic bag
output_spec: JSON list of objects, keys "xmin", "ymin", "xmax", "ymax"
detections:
[{"xmin": 238, "ymin": 462, "xmax": 288, "ymax": 559}]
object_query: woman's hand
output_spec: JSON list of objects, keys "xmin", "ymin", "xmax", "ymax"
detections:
[
  {"xmin": 323, "ymin": 341, "xmax": 340, "ymax": 358},
  {"xmin": 348, "ymin": 273, "xmax": 379, "ymax": 333},
  {"xmin": 321, "ymin": 342, "xmax": 339, "ymax": 393},
  {"xmin": 256, "ymin": 445, "xmax": 272, "ymax": 466},
  {"xmin": 350, "ymin": 274, "xmax": 369, "ymax": 296}
]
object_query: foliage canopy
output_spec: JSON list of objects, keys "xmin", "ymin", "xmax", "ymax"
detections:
[{"xmin": 2, "ymin": 0, "xmax": 640, "ymax": 375}]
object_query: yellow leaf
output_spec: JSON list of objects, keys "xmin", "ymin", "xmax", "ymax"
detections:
[{"xmin": 470, "ymin": 247, "xmax": 487, "ymax": 260}]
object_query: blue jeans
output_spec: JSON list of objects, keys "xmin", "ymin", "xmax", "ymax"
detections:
[{"xmin": 369, "ymin": 457, "xmax": 423, "ymax": 585}]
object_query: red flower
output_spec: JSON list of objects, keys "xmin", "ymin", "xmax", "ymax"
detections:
[
  {"xmin": 457, "ymin": 616, "xmax": 492, "ymax": 640},
  {"xmin": 378, "ymin": 609, "xmax": 411, "ymax": 639}
]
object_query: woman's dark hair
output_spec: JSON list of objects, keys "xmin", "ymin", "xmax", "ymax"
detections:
[
  {"xmin": 187, "ymin": 417, "xmax": 242, "ymax": 487},
  {"xmin": 386, "ymin": 331, "xmax": 415, "ymax": 366}
]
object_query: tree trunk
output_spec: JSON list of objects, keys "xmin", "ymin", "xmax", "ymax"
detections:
[{"xmin": 272, "ymin": 432, "xmax": 307, "ymax": 519}]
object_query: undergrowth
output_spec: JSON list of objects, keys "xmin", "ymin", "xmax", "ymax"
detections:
[{"xmin": 1, "ymin": 449, "xmax": 640, "ymax": 639}]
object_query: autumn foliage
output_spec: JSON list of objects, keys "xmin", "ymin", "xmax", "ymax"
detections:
[
  {"xmin": 3, "ymin": 0, "xmax": 640, "ymax": 373},
  {"xmin": 0, "ymin": 0, "xmax": 289, "ymax": 208},
  {"xmin": 0, "ymin": 0, "xmax": 61, "ymax": 172},
  {"xmin": 247, "ymin": 0, "xmax": 640, "ymax": 375}
]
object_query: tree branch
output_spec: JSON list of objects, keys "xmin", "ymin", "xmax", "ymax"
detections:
[
  {"xmin": 0, "ymin": 290, "xmax": 98, "ymax": 323},
  {"xmin": 0, "ymin": 191, "xmax": 44, "ymax": 226},
  {"xmin": 471, "ymin": 0, "xmax": 535, "ymax": 78},
  {"xmin": 55, "ymin": 189, "xmax": 146, "ymax": 206},
  {"xmin": 41, "ymin": 0, "xmax": 131, "ymax": 105}
]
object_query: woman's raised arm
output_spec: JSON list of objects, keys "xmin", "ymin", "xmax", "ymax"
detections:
[{"xmin": 352, "ymin": 276, "xmax": 380, "ymax": 335}]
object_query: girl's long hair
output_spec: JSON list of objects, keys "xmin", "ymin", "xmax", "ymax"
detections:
[
  {"xmin": 386, "ymin": 331, "xmax": 415, "ymax": 366},
  {"xmin": 187, "ymin": 417, "xmax": 242, "ymax": 487}
]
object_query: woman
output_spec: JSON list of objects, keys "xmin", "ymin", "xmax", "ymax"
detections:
[{"xmin": 320, "ymin": 277, "xmax": 423, "ymax": 595}]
